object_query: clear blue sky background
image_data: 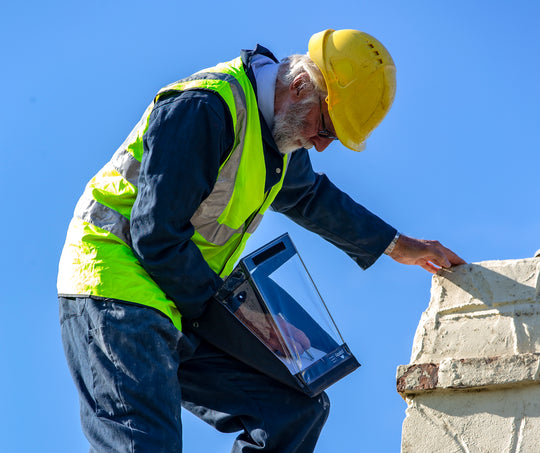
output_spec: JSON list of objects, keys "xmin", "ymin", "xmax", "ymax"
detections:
[{"xmin": 1, "ymin": 1, "xmax": 539, "ymax": 452}]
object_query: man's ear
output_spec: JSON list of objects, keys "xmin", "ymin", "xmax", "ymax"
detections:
[{"xmin": 289, "ymin": 72, "xmax": 311, "ymax": 100}]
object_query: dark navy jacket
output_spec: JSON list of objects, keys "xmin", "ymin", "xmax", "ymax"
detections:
[{"xmin": 130, "ymin": 46, "xmax": 397, "ymax": 319}]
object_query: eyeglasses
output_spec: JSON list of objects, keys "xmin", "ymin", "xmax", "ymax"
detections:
[{"xmin": 318, "ymin": 98, "xmax": 339, "ymax": 141}]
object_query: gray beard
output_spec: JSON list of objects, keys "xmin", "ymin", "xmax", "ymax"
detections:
[{"xmin": 272, "ymin": 97, "xmax": 317, "ymax": 155}]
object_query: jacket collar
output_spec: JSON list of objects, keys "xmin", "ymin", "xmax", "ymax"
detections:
[{"xmin": 241, "ymin": 45, "xmax": 285, "ymax": 191}]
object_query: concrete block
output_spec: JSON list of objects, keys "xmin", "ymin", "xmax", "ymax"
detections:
[
  {"xmin": 401, "ymin": 386, "xmax": 540, "ymax": 453},
  {"xmin": 410, "ymin": 259, "xmax": 540, "ymax": 364},
  {"xmin": 398, "ymin": 254, "xmax": 540, "ymax": 452}
]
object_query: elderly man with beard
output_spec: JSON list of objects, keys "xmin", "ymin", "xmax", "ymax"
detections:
[{"xmin": 58, "ymin": 29, "xmax": 465, "ymax": 452}]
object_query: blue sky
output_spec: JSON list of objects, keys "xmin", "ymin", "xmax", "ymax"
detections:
[{"xmin": 1, "ymin": 1, "xmax": 539, "ymax": 451}]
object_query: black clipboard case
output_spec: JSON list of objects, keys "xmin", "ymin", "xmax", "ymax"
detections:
[{"xmin": 187, "ymin": 233, "xmax": 360, "ymax": 397}]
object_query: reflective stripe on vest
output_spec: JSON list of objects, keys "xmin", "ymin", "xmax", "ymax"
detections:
[{"xmin": 57, "ymin": 56, "xmax": 287, "ymax": 330}]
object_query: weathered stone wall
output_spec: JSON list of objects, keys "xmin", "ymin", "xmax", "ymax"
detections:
[{"xmin": 397, "ymin": 252, "xmax": 540, "ymax": 452}]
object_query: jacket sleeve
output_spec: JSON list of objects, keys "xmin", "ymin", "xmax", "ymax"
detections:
[
  {"xmin": 130, "ymin": 90, "xmax": 234, "ymax": 319},
  {"xmin": 271, "ymin": 148, "xmax": 398, "ymax": 270}
]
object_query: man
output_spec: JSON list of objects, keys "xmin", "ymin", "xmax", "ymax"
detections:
[{"xmin": 58, "ymin": 29, "xmax": 465, "ymax": 452}]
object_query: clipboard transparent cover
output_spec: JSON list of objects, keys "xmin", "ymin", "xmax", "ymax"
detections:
[{"xmin": 204, "ymin": 233, "xmax": 360, "ymax": 396}]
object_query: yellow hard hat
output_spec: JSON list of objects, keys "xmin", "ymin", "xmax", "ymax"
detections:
[{"xmin": 308, "ymin": 29, "xmax": 396, "ymax": 151}]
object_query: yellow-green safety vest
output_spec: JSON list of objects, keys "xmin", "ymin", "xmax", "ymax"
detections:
[{"xmin": 57, "ymin": 56, "xmax": 288, "ymax": 331}]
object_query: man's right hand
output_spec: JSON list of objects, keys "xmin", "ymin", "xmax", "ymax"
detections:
[{"xmin": 388, "ymin": 234, "xmax": 466, "ymax": 273}]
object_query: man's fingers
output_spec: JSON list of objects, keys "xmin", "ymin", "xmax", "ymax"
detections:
[
  {"xmin": 291, "ymin": 326, "xmax": 311, "ymax": 350},
  {"xmin": 270, "ymin": 335, "xmax": 309, "ymax": 357},
  {"xmin": 299, "ymin": 335, "xmax": 311, "ymax": 351},
  {"xmin": 277, "ymin": 318, "xmax": 311, "ymax": 349},
  {"xmin": 430, "ymin": 253, "xmax": 451, "ymax": 269},
  {"xmin": 421, "ymin": 252, "xmax": 465, "ymax": 274},
  {"xmin": 420, "ymin": 261, "xmax": 439, "ymax": 274},
  {"xmin": 268, "ymin": 336, "xmax": 289, "ymax": 356},
  {"xmin": 444, "ymin": 248, "xmax": 467, "ymax": 265},
  {"xmin": 430, "ymin": 242, "xmax": 466, "ymax": 268},
  {"xmin": 283, "ymin": 327, "xmax": 311, "ymax": 352}
]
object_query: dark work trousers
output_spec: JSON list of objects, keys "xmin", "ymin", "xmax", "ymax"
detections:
[{"xmin": 59, "ymin": 296, "xmax": 330, "ymax": 453}]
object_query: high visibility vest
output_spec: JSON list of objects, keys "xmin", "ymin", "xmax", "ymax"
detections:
[{"xmin": 57, "ymin": 56, "xmax": 288, "ymax": 331}]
